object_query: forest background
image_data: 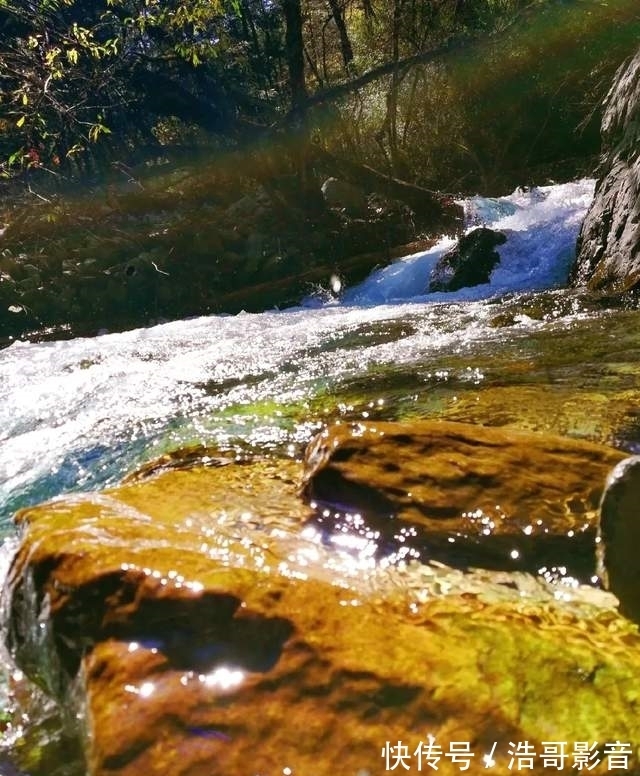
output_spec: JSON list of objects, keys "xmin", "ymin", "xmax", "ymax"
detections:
[{"xmin": 0, "ymin": 0, "xmax": 639, "ymax": 340}]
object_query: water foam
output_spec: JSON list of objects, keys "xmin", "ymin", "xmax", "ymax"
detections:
[
  {"xmin": 341, "ymin": 179, "xmax": 594, "ymax": 305},
  {"xmin": 0, "ymin": 180, "xmax": 595, "ymax": 527}
]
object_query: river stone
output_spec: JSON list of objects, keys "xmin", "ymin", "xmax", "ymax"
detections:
[
  {"xmin": 429, "ymin": 228, "xmax": 506, "ymax": 292},
  {"xmin": 301, "ymin": 420, "xmax": 625, "ymax": 578},
  {"xmin": 4, "ymin": 458, "xmax": 640, "ymax": 775},
  {"xmin": 598, "ymin": 455, "xmax": 640, "ymax": 624},
  {"xmin": 439, "ymin": 383, "xmax": 634, "ymax": 445},
  {"xmin": 321, "ymin": 177, "xmax": 368, "ymax": 216},
  {"xmin": 572, "ymin": 48, "xmax": 640, "ymax": 294}
]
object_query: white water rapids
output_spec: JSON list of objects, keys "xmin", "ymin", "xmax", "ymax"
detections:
[{"xmin": 0, "ymin": 179, "xmax": 595, "ymax": 529}]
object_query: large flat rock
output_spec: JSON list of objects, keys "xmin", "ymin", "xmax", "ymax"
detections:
[{"xmin": 2, "ymin": 435, "xmax": 639, "ymax": 775}]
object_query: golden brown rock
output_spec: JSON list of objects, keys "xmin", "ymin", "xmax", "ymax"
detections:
[
  {"xmin": 439, "ymin": 383, "xmax": 638, "ymax": 444},
  {"xmin": 121, "ymin": 444, "xmax": 239, "ymax": 483},
  {"xmin": 5, "ymin": 455, "xmax": 640, "ymax": 776},
  {"xmin": 80, "ymin": 591, "xmax": 640, "ymax": 776},
  {"xmin": 302, "ymin": 420, "xmax": 626, "ymax": 578}
]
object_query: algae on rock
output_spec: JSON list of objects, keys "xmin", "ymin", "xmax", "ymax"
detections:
[{"xmin": 2, "ymin": 432, "xmax": 640, "ymax": 775}]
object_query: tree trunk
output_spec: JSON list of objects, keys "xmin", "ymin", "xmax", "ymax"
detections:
[
  {"xmin": 361, "ymin": 0, "xmax": 375, "ymax": 21},
  {"xmin": 327, "ymin": 0, "xmax": 354, "ymax": 69},
  {"xmin": 282, "ymin": 0, "xmax": 324, "ymax": 210},
  {"xmin": 282, "ymin": 0, "xmax": 308, "ymax": 118},
  {"xmin": 387, "ymin": 0, "xmax": 402, "ymax": 173}
]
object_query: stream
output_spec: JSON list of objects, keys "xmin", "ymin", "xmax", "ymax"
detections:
[
  {"xmin": 3, "ymin": 178, "xmax": 630, "ymax": 531},
  {"xmin": 3, "ymin": 177, "xmax": 640, "ymax": 773}
]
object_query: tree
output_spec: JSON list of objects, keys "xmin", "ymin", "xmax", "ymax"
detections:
[
  {"xmin": 0, "ymin": 0, "xmax": 285, "ymax": 176},
  {"xmin": 282, "ymin": 0, "xmax": 307, "ymax": 117},
  {"xmin": 327, "ymin": 0, "xmax": 353, "ymax": 70},
  {"xmin": 1, "ymin": 0, "xmax": 635, "ymax": 197}
]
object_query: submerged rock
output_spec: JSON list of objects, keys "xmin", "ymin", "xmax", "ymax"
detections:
[
  {"xmin": 3, "ymin": 446, "xmax": 640, "ymax": 775},
  {"xmin": 302, "ymin": 420, "xmax": 625, "ymax": 578},
  {"xmin": 429, "ymin": 227, "xmax": 506, "ymax": 292},
  {"xmin": 572, "ymin": 48, "xmax": 640, "ymax": 295}
]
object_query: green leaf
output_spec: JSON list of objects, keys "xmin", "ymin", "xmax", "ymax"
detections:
[{"xmin": 88, "ymin": 123, "xmax": 111, "ymax": 142}]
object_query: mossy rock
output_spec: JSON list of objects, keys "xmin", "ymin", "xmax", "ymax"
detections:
[{"xmin": 3, "ymin": 453, "xmax": 640, "ymax": 775}]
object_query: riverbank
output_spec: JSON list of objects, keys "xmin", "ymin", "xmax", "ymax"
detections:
[{"xmin": 0, "ymin": 148, "xmax": 466, "ymax": 347}]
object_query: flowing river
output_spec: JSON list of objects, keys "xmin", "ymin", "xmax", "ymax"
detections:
[
  {"xmin": 4, "ymin": 178, "xmax": 632, "ymax": 531},
  {"xmin": 4, "ymin": 178, "xmax": 640, "ymax": 773}
]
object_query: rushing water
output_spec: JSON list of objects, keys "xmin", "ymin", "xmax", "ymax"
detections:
[
  {"xmin": 4, "ymin": 178, "xmax": 640, "ymax": 774},
  {"xmin": 3, "ymin": 177, "xmax": 640, "ymax": 536}
]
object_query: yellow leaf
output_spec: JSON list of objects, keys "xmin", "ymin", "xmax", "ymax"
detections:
[
  {"xmin": 16, "ymin": 116, "xmax": 25, "ymax": 128},
  {"xmin": 67, "ymin": 48, "xmax": 79, "ymax": 64},
  {"xmin": 45, "ymin": 48, "xmax": 61, "ymax": 65}
]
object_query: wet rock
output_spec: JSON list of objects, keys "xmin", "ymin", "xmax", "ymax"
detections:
[
  {"xmin": 302, "ymin": 420, "xmax": 625, "ymax": 577},
  {"xmin": 429, "ymin": 228, "xmax": 506, "ymax": 292},
  {"xmin": 440, "ymin": 383, "xmax": 628, "ymax": 445},
  {"xmin": 4, "ymin": 461, "xmax": 310, "ymax": 691},
  {"xmin": 122, "ymin": 445, "xmax": 238, "ymax": 483},
  {"xmin": 489, "ymin": 312, "xmax": 517, "ymax": 327},
  {"xmin": 4, "ymin": 458, "xmax": 640, "ymax": 775},
  {"xmin": 598, "ymin": 456, "xmax": 640, "ymax": 623},
  {"xmin": 572, "ymin": 48, "xmax": 640, "ymax": 295}
]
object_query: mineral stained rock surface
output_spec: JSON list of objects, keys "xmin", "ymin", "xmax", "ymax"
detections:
[
  {"xmin": 302, "ymin": 420, "xmax": 625, "ymax": 578},
  {"xmin": 3, "ymin": 425, "xmax": 640, "ymax": 776}
]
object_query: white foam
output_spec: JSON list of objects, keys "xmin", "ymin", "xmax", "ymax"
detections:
[
  {"xmin": 0, "ymin": 180, "xmax": 595, "ymax": 525},
  {"xmin": 341, "ymin": 179, "xmax": 594, "ymax": 305}
]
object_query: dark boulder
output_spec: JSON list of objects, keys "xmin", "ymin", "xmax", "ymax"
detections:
[
  {"xmin": 598, "ymin": 455, "xmax": 640, "ymax": 624},
  {"xmin": 572, "ymin": 48, "xmax": 640, "ymax": 294},
  {"xmin": 429, "ymin": 227, "xmax": 506, "ymax": 292}
]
